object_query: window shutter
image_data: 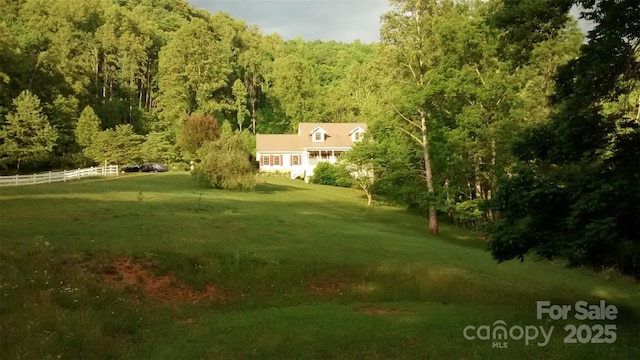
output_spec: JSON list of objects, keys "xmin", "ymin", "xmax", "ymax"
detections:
[
  {"xmin": 280, "ymin": 155, "xmax": 283, "ymax": 166},
  {"xmin": 270, "ymin": 155, "xmax": 274, "ymax": 166}
]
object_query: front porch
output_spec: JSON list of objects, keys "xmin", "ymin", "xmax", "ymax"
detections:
[{"xmin": 306, "ymin": 150, "xmax": 345, "ymax": 166}]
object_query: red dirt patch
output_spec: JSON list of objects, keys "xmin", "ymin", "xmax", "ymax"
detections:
[
  {"xmin": 102, "ymin": 258, "xmax": 225, "ymax": 305},
  {"xmin": 359, "ymin": 307, "xmax": 407, "ymax": 315}
]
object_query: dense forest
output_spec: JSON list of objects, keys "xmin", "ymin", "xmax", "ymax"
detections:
[
  {"xmin": 0, "ymin": 0, "xmax": 638, "ymax": 276},
  {"xmin": 0, "ymin": 0, "xmax": 378, "ymax": 171}
]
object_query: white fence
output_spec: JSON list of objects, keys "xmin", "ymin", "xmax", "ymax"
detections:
[{"xmin": 0, "ymin": 165, "xmax": 119, "ymax": 187}]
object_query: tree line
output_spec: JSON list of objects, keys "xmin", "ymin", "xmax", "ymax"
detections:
[{"xmin": 0, "ymin": 0, "xmax": 375, "ymax": 171}]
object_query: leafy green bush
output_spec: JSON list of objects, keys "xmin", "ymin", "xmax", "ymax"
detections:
[
  {"xmin": 310, "ymin": 162, "xmax": 353, "ymax": 187},
  {"xmin": 192, "ymin": 132, "xmax": 255, "ymax": 191},
  {"xmin": 309, "ymin": 162, "xmax": 335, "ymax": 185},
  {"xmin": 260, "ymin": 170, "xmax": 290, "ymax": 177}
]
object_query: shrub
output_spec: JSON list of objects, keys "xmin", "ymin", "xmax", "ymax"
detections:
[
  {"xmin": 309, "ymin": 162, "xmax": 336, "ymax": 185},
  {"xmin": 259, "ymin": 170, "xmax": 290, "ymax": 177},
  {"xmin": 310, "ymin": 162, "xmax": 353, "ymax": 187},
  {"xmin": 192, "ymin": 132, "xmax": 255, "ymax": 191}
]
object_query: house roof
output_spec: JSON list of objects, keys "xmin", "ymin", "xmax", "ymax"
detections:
[
  {"xmin": 255, "ymin": 134, "xmax": 302, "ymax": 152},
  {"xmin": 257, "ymin": 122, "xmax": 367, "ymax": 152},
  {"xmin": 348, "ymin": 126, "xmax": 365, "ymax": 135}
]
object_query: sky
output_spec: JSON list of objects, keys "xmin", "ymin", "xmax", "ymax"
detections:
[
  {"xmin": 188, "ymin": 0, "xmax": 390, "ymax": 43},
  {"xmin": 188, "ymin": 1, "xmax": 594, "ymax": 44}
]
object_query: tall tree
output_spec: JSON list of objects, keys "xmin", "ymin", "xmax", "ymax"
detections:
[
  {"xmin": 487, "ymin": 0, "xmax": 640, "ymax": 277},
  {"xmin": 75, "ymin": 105, "xmax": 101, "ymax": 162},
  {"xmin": 86, "ymin": 124, "xmax": 143, "ymax": 166},
  {"xmin": 237, "ymin": 28, "xmax": 277, "ymax": 133},
  {"xmin": 269, "ymin": 54, "xmax": 321, "ymax": 132},
  {"xmin": 342, "ymin": 139, "xmax": 387, "ymax": 206},
  {"xmin": 380, "ymin": 0, "xmax": 463, "ymax": 234},
  {"xmin": 141, "ymin": 131, "xmax": 177, "ymax": 164},
  {"xmin": 156, "ymin": 17, "xmax": 233, "ymax": 135},
  {"xmin": 0, "ymin": 22, "xmax": 19, "ymax": 121},
  {"xmin": 232, "ymin": 79, "xmax": 249, "ymax": 131},
  {"xmin": 177, "ymin": 113, "xmax": 221, "ymax": 158},
  {"xmin": 0, "ymin": 90, "xmax": 57, "ymax": 171}
]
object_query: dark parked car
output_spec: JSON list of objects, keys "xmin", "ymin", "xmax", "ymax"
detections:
[
  {"xmin": 141, "ymin": 163, "xmax": 168, "ymax": 172},
  {"xmin": 122, "ymin": 164, "xmax": 142, "ymax": 172}
]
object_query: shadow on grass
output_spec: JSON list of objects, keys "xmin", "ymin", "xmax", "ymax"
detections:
[
  {"xmin": 255, "ymin": 182, "xmax": 309, "ymax": 194},
  {"xmin": 436, "ymin": 225, "xmax": 486, "ymax": 250}
]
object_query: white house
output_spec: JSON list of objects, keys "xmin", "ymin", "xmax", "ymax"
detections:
[{"xmin": 256, "ymin": 122, "xmax": 367, "ymax": 180}]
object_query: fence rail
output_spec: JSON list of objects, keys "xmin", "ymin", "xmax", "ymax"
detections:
[{"xmin": 0, "ymin": 165, "xmax": 119, "ymax": 187}]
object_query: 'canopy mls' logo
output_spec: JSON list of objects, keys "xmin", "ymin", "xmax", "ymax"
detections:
[{"xmin": 463, "ymin": 300, "xmax": 618, "ymax": 348}]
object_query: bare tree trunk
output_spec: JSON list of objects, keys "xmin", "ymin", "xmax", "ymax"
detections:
[
  {"xmin": 474, "ymin": 154, "xmax": 483, "ymax": 200},
  {"xmin": 93, "ymin": 48, "xmax": 99, "ymax": 98},
  {"xmin": 249, "ymin": 73, "xmax": 258, "ymax": 134},
  {"xmin": 488, "ymin": 140, "xmax": 497, "ymax": 220},
  {"xmin": 420, "ymin": 109, "xmax": 438, "ymax": 235},
  {"xmin": 635, "ymin": 94, "xmax": 639, "ymax": 122},
  {"xmin": 138, "ymin": 79, "xmax": 143, "ymax": 109},
  {"xmin": 102, "ymin": 74, "xmax": 107, "ymax": 102},
  {"xmin": 366, "ymin": 191, "xmax": 372, "ymax": 206},
  {"xmin": 251, "ymin": 98, "xmax": 257, "ymax": 134}
]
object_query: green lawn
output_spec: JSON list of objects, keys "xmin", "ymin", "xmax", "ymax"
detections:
[{"xmin": 0, "ymin": 172, "xmax": 638, "ymax": 359}]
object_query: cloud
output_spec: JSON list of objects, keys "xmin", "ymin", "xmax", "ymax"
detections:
[
  {"xmin": 189, "ymin": 1, "xmax": 596, "ymax": 44},
  {"xmin": 188, "ymin": 0, "xmax": 389, "ymax": 43}
]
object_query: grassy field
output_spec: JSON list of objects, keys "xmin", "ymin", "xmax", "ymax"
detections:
[{"xmin": 0, "ymin": 172, "xmax": 638, "ymax": 359}]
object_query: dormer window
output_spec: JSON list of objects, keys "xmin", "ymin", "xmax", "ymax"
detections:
[
  {"xmin": 349, "ymin": 127, "xmax": 365, "ymax": 142},
  {"xmin": 311, "ymin": 127, "xmax": 326, "ymax": 142}
]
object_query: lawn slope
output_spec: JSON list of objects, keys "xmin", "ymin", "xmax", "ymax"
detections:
[{"xmin": 0, "ymin": 173, "xmax": 638, "ymax": 359}]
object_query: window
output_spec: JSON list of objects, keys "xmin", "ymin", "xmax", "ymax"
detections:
[
  {"xmin": 292, "ymin": 155, "xmax": 300, "ymax": 166},
  {"xmin": 261, "ymin": 155, "xmax": 270, "ymax": 166},
  {"xmin": 353, "ymin": 131, "xmax": 363, "ymax": 141},
  {"xmin": 273, "ymin": 155, "xmax": 280, "ymax": 166},
  {"xmin": 314, "ymin": 132, "xmax": 323, "ymax": 141}
]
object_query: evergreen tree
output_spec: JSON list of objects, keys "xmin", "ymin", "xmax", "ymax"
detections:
[
  {"xmin": 75, "ymin": 106, "xmax": 101, "ymax": 150},
  {"xmin": 0, "ymin": 90, "xmax": 57, "ymax": 171}
]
